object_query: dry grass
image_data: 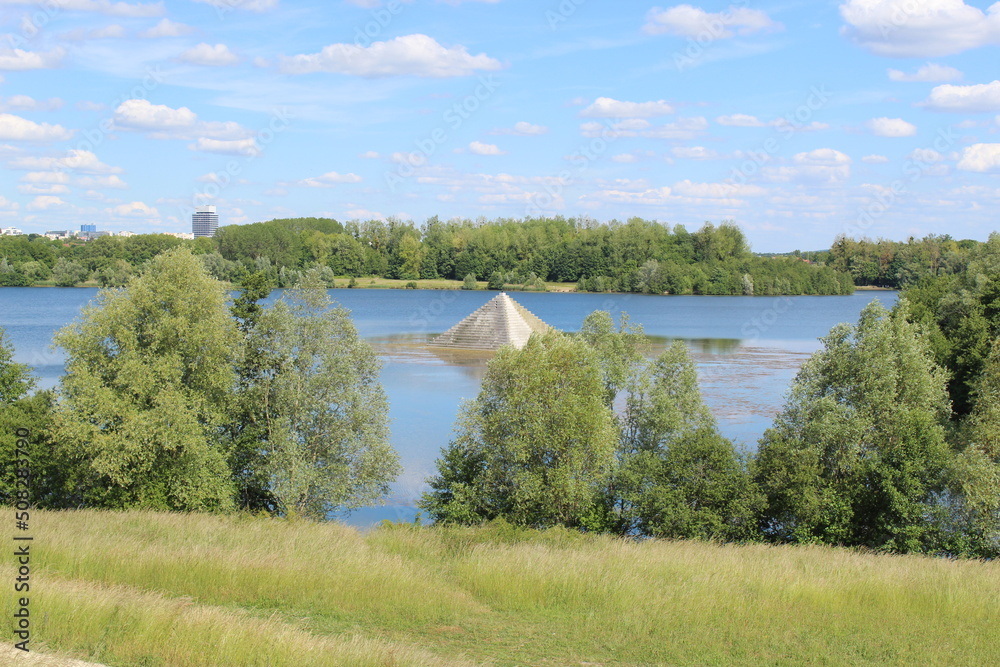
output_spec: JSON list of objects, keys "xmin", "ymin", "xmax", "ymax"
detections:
[{"xmin": 3, "ymin": 510, "xmax": 998, "ymax": 666}]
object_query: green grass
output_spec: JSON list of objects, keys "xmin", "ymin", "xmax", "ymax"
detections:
[{"xmin": 4, "ymin": 510, "xmax": 998, "ymax": 665}]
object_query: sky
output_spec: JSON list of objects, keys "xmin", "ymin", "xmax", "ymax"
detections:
[{"xmin": 0, "ymin": 0, "xmax": 998, "ymax": 252}]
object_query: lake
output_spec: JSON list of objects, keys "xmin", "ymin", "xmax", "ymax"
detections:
[{"xmin": 0, "ymin": 287, "xmax": 898, "ymax": 526}]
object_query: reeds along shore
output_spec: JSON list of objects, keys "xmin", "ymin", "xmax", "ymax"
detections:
[{"xmin": 3, "ymin": 509, "xmax": 998, "ymax": 666}]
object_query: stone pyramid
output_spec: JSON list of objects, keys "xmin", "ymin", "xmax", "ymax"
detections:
[{"xmin": 431, "ymin": 292, "xmax": 552, "ymax": 350}]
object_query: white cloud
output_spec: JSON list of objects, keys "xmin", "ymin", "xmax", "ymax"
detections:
[
  {"xmin": 888, "ymin": 62, "xmax": 963, "ymax": 82},
  {"xmin": 957, "ymin": 143, "xmax": 1000, "ymax": 171},
  {"xmin": 189, "ymin": 137, "xmax": 260, "ymax": 156},
  {"xmin": 10, "ymin": 149, "xmax": 122, "ymax": 174},
  {"xmin": 21, "ymin": 171, "xmax": 70, "ymax": 184},
  {"xmin": 866, "ymin": 117, "xmax": 918, "ymax": 137},
  {"xmin": 611, "ymin": 153, "xmax": 638, "ymax": 163},
  {"xmin": 495, "ymin": 121, "xmax": 548, "ymax": 136},
  {"xmin": 297, "ymin": 171, "xmax": 363, "ymax": 187},
  {"xmin": 18, "ymin": 183, "xmax": 69, "ymax": 195},
  {"xmin": 93, "ymin": 23, "xmax": 125, "ymax": 38},
  {"xmin": 765, "ymin": 148, "xmax": 852, "ymax": 184},
  {"xmin": 62, "ymin": 24, "xmax": 126, "ymax": 39},
  {"xmin": 469, "ymin": 141, "xmax": 505, "ymax": 155},
  {"xmin": 580, "ymin": 97, "xmax": 673, "ymax": 118},
  {"xmin": 0, "ymin": 113, "xmax": 74, "ymax": 141},
  {"xmin": 114, "ymin": 99, "xmax": 197, "ymax": 130},
  {"xmin": 643, "ymin": 5, "xmax": 780, "ymax": 38},
  {"xmin": 359, "ymin": 150, "xmax": 380, "ymax": 159},
  {"xmin": 840, "ymin": 0, "xmax": 1000, "ymax": 57},
  {"xmin": 716, "ymin": 113, "xmax": 765, "ymax": 127},
  {"xmin": 110, "ymin": 201, "xmax": 159, "ymax": 217},
  {"xmin": 191, "ymin": 0, "xmax": 277, "ymax": 11},
  {"xmin": 591, "ymin": 186, "xmax": 673, "ymax": 206},
  {"xmin": 279, "ymin": 34, "xmax": 502, "ymax": 77},
  {"xmin": 672, "ymin": 179, "xmax": 766, "ymax": 198},
  {"xmin": 139, "ymin": 18, "xmax": 194, "ymax": 37},
  {"xmin": 672, "ymin": 146, "xmax": 720, "ymax": 160},
  {"xmin": 922, "ymin": 81, "xmax": 1000, "ymax": 112},
  {"xmin": 642, "ymin": 116, "xmax": 709, "ymax": 140},
  {"xmin": 862, "ymin": 154, "xmax": 890, "ymax": 164},
  {"xmin": 179, "ymin": 43, "xmax": 239, "ymax": 67},
  {"xmin": 0, "ymin": 0, "xmax": 162, "ymax": 16},
  {"xmin": 77, "ymin": 174, "xmax": 128, "ymax": 189},
  {"xmin": 113, "ymin": 99, "xmax": 250, "ymax": 140},
  {"xmin": 0, "ymin": 95, "xmax": 63, "ymax": 111},
  {"xmin": 26, "ymin": 195, "xmax": 66, "ymax": 211},
  {"xmin": 769, "ymin": 119, "xmax": 830, "ymax": 133},
  {"xmin": 0, "ymin": 47, "xmax": 65, "ymax": 70}
]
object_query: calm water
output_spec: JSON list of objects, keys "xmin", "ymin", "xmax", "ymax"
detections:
[{"xmin": 0, "ymin": 287, "xmax": 898, "ymax": 526}]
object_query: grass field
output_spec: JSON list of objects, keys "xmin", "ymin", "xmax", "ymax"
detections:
[{"xmin": 3, "ymin": 510, "xmax": 998, "ymax": 666}]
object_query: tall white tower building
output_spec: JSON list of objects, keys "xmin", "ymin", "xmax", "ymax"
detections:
[{"xmin": 192, "ymin": 205, "xmax": 219, "ymax": 238}]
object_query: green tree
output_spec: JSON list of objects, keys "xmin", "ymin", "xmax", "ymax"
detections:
[
  {"xmin": 226, "ymin": 270, "xmax": 277, "ymax": 512},
  {"xmin": 603, "ymin": 342, "xmax": 760, "ymax": 539},
  {"xmin": 0, "ymin": 327, "xmax": 33, "ymax": 403},
  {"xmin": 52, "ymin": 248, "xmax": 238, "ymax": 512},
  {"xmin": 487, "ymin": 270, "xmax": 505, "ymax": 290},
  {"xmin": 462, "ymin": 273, "xmax": 477, "ymax": 290},
  {"xmin": 254, "ymin": 269, "xmax": 400, "ymax": 519},
  {"xmin": 421, "ymin": 331, "xmax": 618, "ymax": 528},
  {"xmin": 579, "ymin": 310, "xmax": 645, "ymax": 408},
  {"xmin": 51, "ymin": 258, "xmax": 88, "ymax": 287},
  {"xmin": 754, "ymin": 300, "xmax": 954, "ymax": 553}
]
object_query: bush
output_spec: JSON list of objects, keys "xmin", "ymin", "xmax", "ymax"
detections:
[{"xmin": 462, "ymin": 273, "xmax": 477, "ymax": 290}]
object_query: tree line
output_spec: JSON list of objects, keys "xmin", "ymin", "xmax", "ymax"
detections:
[
  {"xmin": 0, "ymin": 249, "xmax": 399, "ymax": 519},
  {"xmin": 0, "ymin": 217, "xmax": 856, "ymax": 295},
  {"xmin": 421, "ymin": 234, "xmax": 1000, "ymax": 557},
  {"xmin": 2, "ymin": 236, "xmax": 999, "ymax": 556}
]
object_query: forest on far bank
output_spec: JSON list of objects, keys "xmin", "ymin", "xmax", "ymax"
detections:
[{"xmin": 0, "ymin": 215, "xmax": 987, "ymax": 296}]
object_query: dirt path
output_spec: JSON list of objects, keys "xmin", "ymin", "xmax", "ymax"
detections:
[{"xmin": 1, "ymin": 646, "xmax": 107, "ymax": 667}]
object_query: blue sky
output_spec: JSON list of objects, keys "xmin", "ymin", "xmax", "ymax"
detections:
[{"xmin": 1, "ymin": 0, "xmax": 998, "ymax": 251}]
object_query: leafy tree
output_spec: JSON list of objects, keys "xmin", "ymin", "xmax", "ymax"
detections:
[
  {"xmin": 754, "ymin": 300, "xmax": 954, "ymax": 553},
  {"xmin": 600, "ymin": 342, "xmax": 760, "ymax": 539},
  {"xmin": 0, "ymin": 327, "xmax": 33, "ymax": 403},
  {"xmin": 226, "ymin": 270, "xmax": 277, "ymax": 512},
  {"xmin": 52, "ymin": 248, "xmax": 239, "ymax": 512},
  {"xmin": 462, "ymin": 273, "xmax": 477, "ymax": 290},
  {"xmin": 421, "ymin": 331, "xmax": 618, "ymax": 528},
  {"xmin": 579, "ymin": 310, "xmax": 645, "ymax": 408},
  {"xmin": 51, "ymin": 258, "xmax": 88, "ymax": 287},
  {"xmin": 487, "ymin": 270, "xmax": 505, "ymax": 290},
  {"xmin": 254, "ymin": 269, "xmax": 400, "ymax": 519}
]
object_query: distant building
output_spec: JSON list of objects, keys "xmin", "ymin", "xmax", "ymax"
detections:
[
  {"xmin": 77, "ymin": 231, "xmax": 111, "ymax": 241},
  {"xmin": 166, "ymin": 232, "xmax": 195, "ymax": 240},
  {"xmin": 192, "ymin": 205, "xmax": 219, "ymax": 238},
  {"xmin": 44, "ymin": 230, "xmax": 71, "ymax": 240},
  {"xmin": 116, "ymin": 230, "xmax": 136, "ymax": 237},
  {"xmin": 80, "ymin": 224, "xmax": 97, "ymax": 233},
  {"xmin": 1, "ymin": 226, "xmax": 23, "ymax": 236}
]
